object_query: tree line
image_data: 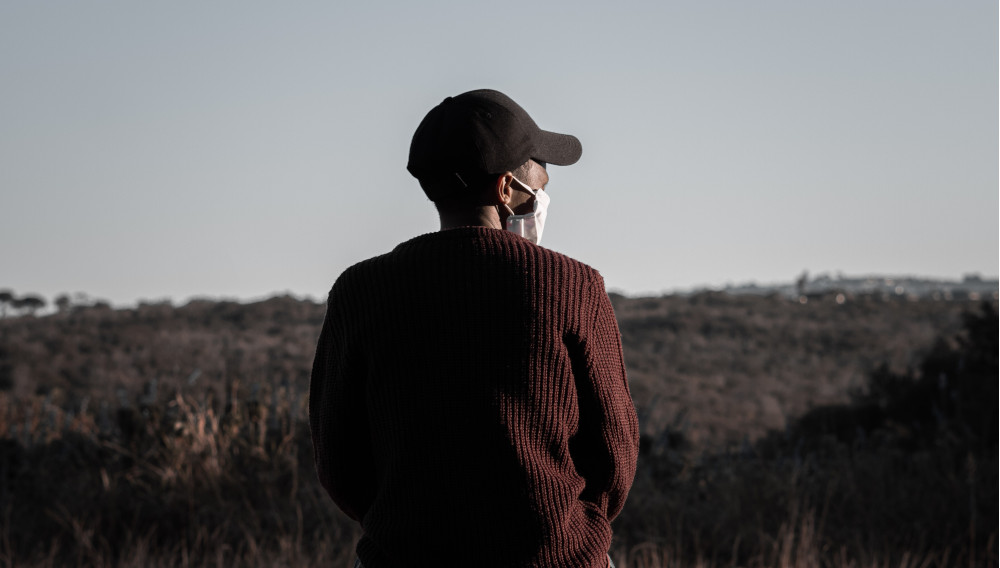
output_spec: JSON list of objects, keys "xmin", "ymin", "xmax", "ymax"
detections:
[{"xmin": 0, "ymin": 289, "xmax": 114, "ymax": 318}]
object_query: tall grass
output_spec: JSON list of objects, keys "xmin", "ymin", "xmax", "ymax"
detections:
[
  {"xmin": 0, "ymin": 383, "xmax": 359, "ymax": 568},
  {"xmin": 1, "ymin": 378, "xmax": 993, "ymax": 567}
]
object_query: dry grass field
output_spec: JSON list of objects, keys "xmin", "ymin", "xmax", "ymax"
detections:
[{"xmin": 0, "ymin": 292, "xmax": 995, "ymax": 567}]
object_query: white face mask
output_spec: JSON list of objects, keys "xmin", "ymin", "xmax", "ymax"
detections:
[{"xmin": 503, "ymin": 176, "xmax": 549, "ymax": 245}]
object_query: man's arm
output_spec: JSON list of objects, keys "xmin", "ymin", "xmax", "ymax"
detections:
[
  {"xmin": 569, "ymin": 275, "xmax": 640, "ymax": 521},
  {"xmin": 309, "ymin": 276, "xmax": 376, "ymax": 522}
]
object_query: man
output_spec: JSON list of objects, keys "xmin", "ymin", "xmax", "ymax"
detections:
[{"xmin": 310, "ymin": 89, "xmax": 639, "ymax": 568}]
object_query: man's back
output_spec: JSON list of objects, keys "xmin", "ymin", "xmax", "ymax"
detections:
[{"xmin": 310, "ymin": 227, "xmax": 639, "ymax": 567}]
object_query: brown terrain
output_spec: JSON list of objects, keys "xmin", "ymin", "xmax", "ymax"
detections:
[
  {"xmin": 0, "ymin": 291, "xmax": 976, "ymax": 448},
  {"xmin": 0, "ymin": 291, "xmax": 995, "ymax": 567},
  {"xmin": 611, "ymin": 291, "xmax": 969, "ymax": 448}
]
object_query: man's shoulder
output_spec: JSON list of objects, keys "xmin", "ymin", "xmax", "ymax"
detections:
[
  {"xmin": 536, "ymin": 243, "xmax": 596, "ymax": 272},
  {"xmin": 532, "ymin": 243, "xmax": 603, "ymax": 283},
  {"xmin": 327, "ymin": 253, "xmax": 391, "ymax": 294}
]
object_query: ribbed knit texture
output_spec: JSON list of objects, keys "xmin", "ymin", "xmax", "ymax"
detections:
[{"xmin": 310, "ymin": 227, "xmax": 639, "ymax": 568}]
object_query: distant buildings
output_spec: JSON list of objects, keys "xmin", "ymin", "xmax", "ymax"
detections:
[{"xmin": 719, "ymin": 273, "xmax": 999, "ymax": 301}]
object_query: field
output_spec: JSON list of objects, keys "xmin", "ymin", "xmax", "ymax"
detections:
[{"xmin": 0, "ymin": 292, "xmax": 995, "ymax": 567}]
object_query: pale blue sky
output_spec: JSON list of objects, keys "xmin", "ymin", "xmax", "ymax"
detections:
[{"xmin": 2, "ymin": 1, "xmax": 997, "ymax": 306}]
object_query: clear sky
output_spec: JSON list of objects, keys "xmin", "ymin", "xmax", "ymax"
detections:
[{"xmin": 2, "ymin": 1, "xmax": 997, "ymax": 306}]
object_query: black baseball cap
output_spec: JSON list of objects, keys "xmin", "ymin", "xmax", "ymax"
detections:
[{"xmin": 407, "ymin": 89, "xmax": 582, "ymax": 191}]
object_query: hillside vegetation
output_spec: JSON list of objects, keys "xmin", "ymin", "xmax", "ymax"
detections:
[
  {"xmin": 0, "ymin": 292, "xmax": 995, "ymax": 567},
  {"xmin": 0, "ymin": 292, "xmax": 974, "ymax": 449}
]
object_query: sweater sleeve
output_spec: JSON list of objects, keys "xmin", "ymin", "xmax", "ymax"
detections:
[
  {"xmin": 569, "ymin": 274, "xmax": 640, "ymax": 522},
  {"xmin": 309, "ymin": 275, "xmax": 376, "ymax": 522}
]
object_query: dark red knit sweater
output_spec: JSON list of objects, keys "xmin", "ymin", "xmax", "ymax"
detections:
[{"xmin": 310, "ymin": 227, "xmax": 639, "ymax": 568}]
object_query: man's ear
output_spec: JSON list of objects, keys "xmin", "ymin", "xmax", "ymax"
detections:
[{"xmin": 493, "ymin": 172, "xmax": 514, "ymax": 206}]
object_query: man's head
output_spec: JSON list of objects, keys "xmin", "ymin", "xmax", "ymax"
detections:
[{"xmin": 407, "ymin": 89, "xmax": 580, "ymax": 212}]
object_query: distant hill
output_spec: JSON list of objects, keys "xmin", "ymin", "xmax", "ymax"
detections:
[
  {"xmin": 716, "ymin": 272, "xmax": 999, "ymax": 301},
  {"xmin": 1, "ymin": 290, "xmax": 988, "ymax": 449}
]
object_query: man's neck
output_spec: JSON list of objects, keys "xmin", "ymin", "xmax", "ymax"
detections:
[{"xmin": 438, "ymin": 206, "xmax": 503, "ymax": 231}]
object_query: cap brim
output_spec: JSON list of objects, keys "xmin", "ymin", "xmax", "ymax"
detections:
[{"xmin": 533, "ymin": 130, "xmax": 582, "ymax": 166}]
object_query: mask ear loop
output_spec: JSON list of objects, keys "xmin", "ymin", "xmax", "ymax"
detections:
[
  {"xmin": 497, "ymin": 176, "xmax": 536, "ymax": 225},
  {"xmin": 509, "ymin": 176, "xmax": 539, "ymax": 213}
]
